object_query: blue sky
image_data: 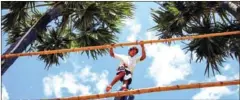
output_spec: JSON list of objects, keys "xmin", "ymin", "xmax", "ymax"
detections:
[{"xmin": 1, "ymin": 2, "xmax": 240, "ymax": 100}]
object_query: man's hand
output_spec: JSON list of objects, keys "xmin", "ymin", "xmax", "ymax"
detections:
[
  {"xmin": 109, "ymin": 43, "xmax": 115, "ymax": 57},
  {"xmin": 139, "ymin": 41, "xmax": 144, "ymax": 47},
  {"xmin": 110, "ymin": 43, "xmax": 115, "ymax": 48},
  {"xmin": 139, "ymin": 41, "xmax": 146, "ymax": 61}
]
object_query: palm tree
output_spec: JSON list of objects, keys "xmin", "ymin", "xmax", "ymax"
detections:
[
  {"xmin": 1, "ymin": 1, "xmax": 134, "ymax": 75},
  {"xmin": 221, "ymin": 1, "xmax": 240, "ymax": 21},
  {"xmin": 151, "ymin": 1, "xmax": 240, "ymax": 76}
]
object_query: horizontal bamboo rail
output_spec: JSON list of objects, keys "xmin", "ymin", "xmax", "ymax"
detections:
[
  {"xmin": 2, "ymin": 31, "xmax": 240, "ymax": 59},
  {"xmin": 52, "ymin": 79, "xmax": 240, "ymax": 100}
]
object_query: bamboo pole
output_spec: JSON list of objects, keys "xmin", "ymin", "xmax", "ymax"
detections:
[
  {"xmin": 51, "ymin": 79, "xmax": 240, "ymax": 100},
  {"xmin": 2, "ymin": 31, "xmax": 240, "ymax": 59}
]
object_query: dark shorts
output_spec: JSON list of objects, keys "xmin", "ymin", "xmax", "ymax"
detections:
[{"xmin": 116, "ymin": 66, "xmax": 132, "ymax": 88}]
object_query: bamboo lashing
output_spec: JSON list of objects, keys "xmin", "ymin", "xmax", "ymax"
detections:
[
  {"xmin": 2, "ymin": 31, "xmax": 240, "ymax": 59},
  {"xmin": 52, "ymin": 79, "xmax": 240, "ymax": 100}
]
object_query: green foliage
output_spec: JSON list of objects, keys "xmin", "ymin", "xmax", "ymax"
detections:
[
  {"xmin": 2, "ymin": 1, "xmax": 134, "ymax": 69},
  {"xmin": 37, "ymin": 28, "xmax": 71, "ymax": 69},
  {"xmin": 76, "ymin": 27, "xmax": 117, "ymax": 60},
  {"xmin": 151, "ymin": 1, "xmax": 240, "ymax": 76}
]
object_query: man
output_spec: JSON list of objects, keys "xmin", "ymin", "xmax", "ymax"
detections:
[{"xmin": 106, "ymin": 41, "xmax": 146, "ymax": 92}]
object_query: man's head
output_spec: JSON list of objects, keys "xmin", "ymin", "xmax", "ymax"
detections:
[{"xmin": 128, "ymin": 46, "xmax": 138, "ymax": 57}]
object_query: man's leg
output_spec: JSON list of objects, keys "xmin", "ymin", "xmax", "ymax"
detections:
[
  {"xmin": 121, "ymin": 80, "xmax": 129, "ymax": 91},
  {"xmin": 122, "ymin": 70, "xmax": 132, "ymax": 90},
  {"xmin": 106, "ymin": 71, "xmax": 125, "ymax": 92},
  {"xmin": 111, "ymin": 72, "xmax": 125, "ymax": 86}
]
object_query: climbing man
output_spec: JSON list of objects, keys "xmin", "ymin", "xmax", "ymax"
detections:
[{"xmin": 106, "ymin": 41, "xmax": 146, "ymax": 92}]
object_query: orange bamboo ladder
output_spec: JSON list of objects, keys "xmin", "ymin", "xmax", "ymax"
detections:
[
  {"xmin": 50, "ymin": 79, "xmax": 240, "ymax": 100},
  {"xmin": 2, "ymin": 31, "xmax": 240, "ymax": 59}
]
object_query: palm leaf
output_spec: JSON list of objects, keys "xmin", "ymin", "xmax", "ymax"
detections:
[
  {"xmin": 76, "ymin": 26, "xmax": 117, "ymax": 60},
  {"xmin": 152, "ymin": 1, "xmax": 240, "ymax": 76},
  {"xmin": 2, "ymin": 1, "xmax": 134, "ymax": 71},
  {"xmin": 1, "ymin": 2, "xmax": 37, "ymax": 32},
  {"xmin": 37, "ymin": 28, "xmax": 71, "ymax": 69}
]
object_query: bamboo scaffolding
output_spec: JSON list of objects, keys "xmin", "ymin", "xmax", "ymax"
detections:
[
  {"xmin": 2, "ymin": 31, "xmax": 240, "ymax": 59},
  {"xmin": 52, "ymin": 79, "xmax": 240, "ymax": 100}
]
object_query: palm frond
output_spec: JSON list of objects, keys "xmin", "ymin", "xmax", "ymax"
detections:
[
  {"xmin": 1, "ymin": 2, "xmax": 36, "ymax": 32},
  {"xmin": 76, "ymin": 26, "xmax": 117, "ymax": 60},
  {"xmin": 1, "ymin": 1, "xmax": 12, "ymax": 9},
  {"xmin": 151, "ymin": 1, "xmax": 240, "ymax": 76},
  {"xmin": 184, "ymin": 17, "xmax": 236, "ymax": 76},
  {"xmin": 37, "ymin": 28, "xmax": 72, "ymax": 69},
  {"xmin": 2, "ymin": 1, "xmax": 134, "ymax": 71}
]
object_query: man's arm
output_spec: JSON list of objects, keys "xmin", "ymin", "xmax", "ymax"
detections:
[
  {"xmin": 139, "ymin": 41, "xmax": 146, "ymax": 61},
  {"xmin": 109, "ymin": 44, "xmax": 124, "ymax": 61},
  {"xmin": 110, "ymin": 47, "xmax": 115, "ymax": 57}
]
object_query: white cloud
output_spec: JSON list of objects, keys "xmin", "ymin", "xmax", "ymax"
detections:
[
  {"xmin": 63, "ymin": 73, "xmax": 91, "ymax": 95},
  {"xmin": 123, "ymin": 18, "xmax": 142, "ymax": 42},
  {"xmin": 188, "ymin": 80, "xmax": 198, "ymax": 84},
  {"xmin": 43, "ymin": 77, "xmax": 54, "ymax": 97},
  {"xmin": 78, "ymin": 66, "xmax": 98, "ymax": 82},
  {"xmin": 193, "ymin": 86, "xmax": 233, "ymax": 100},
  {"xmin": 96, "ymin": 71, "xmax": 109, "ymax": 94},
  {"xmin": 70, "ymin": 60, "xmax": 82, "ymax": 73},
  {"xmin": 193, "ymin": 74, "xmax": 239, "ymax": 100},
  {"xmin": 43, "ymin": 72, "xmax": 91, "ymax": 98},
  {"xmin": 146, "ymin": 32, "xmax": 192, "ymax": 86},
  {"xmin": 233, "ymin": 73, "xmax": 239, "ymax": 80},
  {"xmin": 223, "ymin": 64, "xmax": 231, "ymax": 71},
  {"xmin": 77, "ymin": 66, "xmax": 109, "ymax": 94},
  {"xmin": 215, "ymin": 75, "xmax": 227, "ymax": 81},
  {"xmin": 1, "ymin": 85, "xmax": 9, "ymax": 100},
  {"xmin": 43, "ymin": 65, "xmax": 109, "ymax": 98}
]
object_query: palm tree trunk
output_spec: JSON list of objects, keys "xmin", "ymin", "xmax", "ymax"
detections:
[
  {"xmin": 221, "ymin": 1, "xmax": 240, "ymax": 21},
  {"xmin": 1, "ymin": 2, "xmax": 64, "ymax": 76}
]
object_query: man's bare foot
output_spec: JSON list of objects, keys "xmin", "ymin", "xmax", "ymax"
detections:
[
  {"xmin": 106, "ymin": 85, "xmax": 112, "ymax": 92},
  {"xmin": 121, "ymin": 85, "xmax": 128, "ymax": 91}
]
